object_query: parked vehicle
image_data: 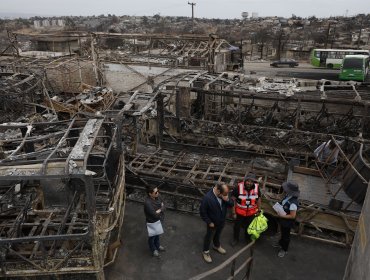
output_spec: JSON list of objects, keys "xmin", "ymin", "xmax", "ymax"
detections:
[{"xmin": 270, "ymin": 59, "xmax": 299, "ymax": 68}]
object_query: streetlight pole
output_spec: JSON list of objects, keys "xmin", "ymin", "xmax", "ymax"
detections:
[{"xmin": 188, "ymin": 2, "xmax": 196, "ymax": 33}]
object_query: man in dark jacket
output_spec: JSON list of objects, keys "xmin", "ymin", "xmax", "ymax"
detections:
[{"xmin": 200, "ymin": 183, "xmax": 233, "ymax": 263}]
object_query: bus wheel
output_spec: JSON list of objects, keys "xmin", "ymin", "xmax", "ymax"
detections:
[{"xmin": 327, "ymin": 64, "xmax": 333, "ymax": 69}]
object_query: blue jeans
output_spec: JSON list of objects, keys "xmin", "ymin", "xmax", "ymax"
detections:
[{"xmin": 148, "ymin": 235, "xmax": 160, "ymax": 252}]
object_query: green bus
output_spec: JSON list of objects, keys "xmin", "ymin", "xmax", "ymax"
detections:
[
  {"xmin": 310, "ymin": 48, "xmax": 370, "ymax": 69},
  {"xmin": 339, "ymin": 55, "xmax": 369, "ymax": 82}
]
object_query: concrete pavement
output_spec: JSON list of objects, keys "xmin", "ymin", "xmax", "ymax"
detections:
[{"xmin": 105, "ymin": 201, "xmax": 349, "ymax": 280}]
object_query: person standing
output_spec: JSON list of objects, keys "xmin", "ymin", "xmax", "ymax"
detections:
[
  {"xmin": 200, "ymin": 183, "xmax": 233, "ymax": 263},
  {"xmin": 231, "ymin": 174, "xmax": 261, "ymax": 246},
  {"xmin": 275, "ymin": 181, "xmax": 300, "ymax": 258},
  {"xmin": 144, "ymin": 186, "xmax": 165, "ymax": 257},
  {"xmin": 314, "ymin": 140, "xmax": 339, "ymax": 165}
]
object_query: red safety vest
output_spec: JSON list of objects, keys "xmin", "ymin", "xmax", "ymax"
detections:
[{"xmin": 235, "ymin": 182, "xmax": 259, "ymax": 217}]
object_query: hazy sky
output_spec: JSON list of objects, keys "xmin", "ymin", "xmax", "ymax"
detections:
[{"xmin": 0, "ymin": 0, "xmax": 369, "ymax": 18}]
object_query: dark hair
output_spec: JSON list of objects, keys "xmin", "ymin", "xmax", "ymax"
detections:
[
  {"xmin": 146, "ymin": 185, "xmax": 156, "ymax": 195},
  {"xmin": 215, "ymin": 183, "xmax": 224, "ymax": 193},
  {"xmin": 244, "ymin": 173, "xmax": 256, "ymax": 184}
]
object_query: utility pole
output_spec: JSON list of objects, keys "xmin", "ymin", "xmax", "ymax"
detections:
[
  {"xmin": 330, "ymin": 25, "xmax": 336, "ymax": 48},
  {"xmin": 276, "ymin": 30, "xmax": 284, "ymax": 60},
  {"xmin": 357, "ymin": 16, "xmax": 364, "ymax": 49},
  {"xmin": 324, "ymin": 22, "xmax": 331, "ymax": 49},
  {"xmin": 188, "ymin": 2, "xmax": 196, "ymax": 33}
]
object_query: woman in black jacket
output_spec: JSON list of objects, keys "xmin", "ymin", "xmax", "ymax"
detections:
[
  {"xmin": 276, "ymin": 181, "xmax": 299, "ymax": 258},
  {"xmin": 144, "ymin": 185, "xmax": 165, "ymax": 257}
]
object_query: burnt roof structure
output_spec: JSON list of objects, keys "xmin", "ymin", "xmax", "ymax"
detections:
[
  {"xmin": 150, "ymin": 72, "xmax": 370, "ymax": 137},
  {"xmin": 93, "ymin": 32, "xmax": 233, "ymax": 71}
]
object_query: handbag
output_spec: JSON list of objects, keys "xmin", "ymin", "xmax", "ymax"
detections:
[{"xmin": 146, "ymin": 220, "xmax": 164, "ymax": 237}]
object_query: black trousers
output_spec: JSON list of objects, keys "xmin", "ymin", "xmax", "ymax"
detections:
[
  {"xmin": 233, "ymin": 215, "xmax": 254, "ymax": 241},
  {"xmin": 203, "ymin": 223, "xmax": 224, "ymax": 252},
  {"xmin": 279, "ymin": 225, "xmax": 291, "ymax": 251}
]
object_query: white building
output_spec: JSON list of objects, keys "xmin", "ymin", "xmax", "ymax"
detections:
[
  {"xmin": 42, "ymin": 19, "xmax": 50, "ymax": 27},
  {"xmin": 57, "ymin": 19, "xmax": 65, "ymax": 27},
  {"xmin": 33, "ymin": 20, "xmax": 42, "ymax": 29},
  {"xmin": 33, "ymin": 19, "xmax": 65, "ymax": 29}
]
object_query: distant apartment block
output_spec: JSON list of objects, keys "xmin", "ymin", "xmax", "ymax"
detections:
[{"xmin": 33, "ymin": 19, "xmax": 65, "ymax": 29}]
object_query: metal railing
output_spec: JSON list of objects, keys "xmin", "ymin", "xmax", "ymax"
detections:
[{"xmin": 189, "ymin": 241, "xmax": 255, "ymax": 280}]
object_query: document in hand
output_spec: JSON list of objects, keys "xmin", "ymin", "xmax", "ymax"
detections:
[{"xmin": 273, "ymin": 202, "xmax": 286, "ymax": 216}]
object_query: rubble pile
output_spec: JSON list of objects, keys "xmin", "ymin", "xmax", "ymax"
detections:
[
  {"xmin": 249, "ymin": 77, "xmax": 301, "ymax": 96},
  {"xmin": 0, "ymin": 73, "xmax": 41, "ymax": 123},
  {"xmin": 45, "ymin": 85, "xmax": 115, "ymax": 117}
]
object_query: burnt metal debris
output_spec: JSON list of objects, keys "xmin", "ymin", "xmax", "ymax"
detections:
[
  {"xmin": 0, "ymin": 72, "xmax": 42, "ymax": 123},
  {"xmin": 44, "ymin": 84, "xmax": 116, "ymax": 119},
  {"xmin": 0, "ymin": 117, "xmax": 125, "ymax": 278},
  {"xmin": 1, "ymin": 31, "xmax": 370, "ymax": 278},
  {"xmin": 122, "ymin": 72, "xmax": 370, "ymax": 246}
]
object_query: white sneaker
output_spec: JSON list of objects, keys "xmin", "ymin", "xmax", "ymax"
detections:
[
  {"xmin": 153, "ymin": 250, "xmax": 160, "ymax": 257},
  {"xmin": 213, "ymin": 245, "xmax": 226, "ymax": 254},
  {"xmin": 202, "ymin": 251, "xmax": 212, "ymax": 263},
  {"xmin": 278, "ymin": 249, "xmax": 287, "ymax": 258}
]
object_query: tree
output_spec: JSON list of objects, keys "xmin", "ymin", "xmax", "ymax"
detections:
[
  {"xmin": 273, "ymin": 30, "xmax": 289, "ymax": 60},
  {"xmin": 312, "ymin": 32, "xmax": 326, "ymax": 45},
  {"xmin": 308, "ymin": 16, "xmax": 317, "ymax": 22},
  {"xmin": 111, "ymin": 15, "xmax": 119, "ymax": 24},
  {"xmin": 142, "ymin": 16, "xmax": 149, "ymax": 26},
  {"xmin": 153, "ymin": 14, "xmax": 161, "ymax": 22},
  {"xmin": 64, "ymin": 17, "xmax": 77, "ymax": 31},
  {"xmin": 252, "ymin": 28, "xmax": 272, "ymax": 59}
]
